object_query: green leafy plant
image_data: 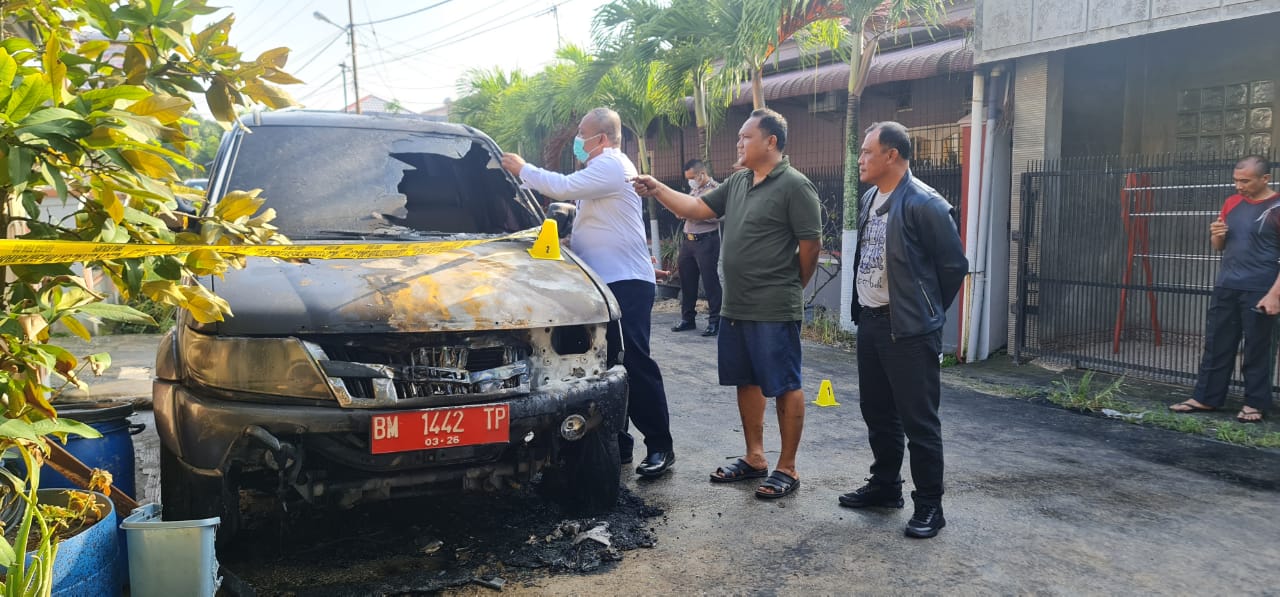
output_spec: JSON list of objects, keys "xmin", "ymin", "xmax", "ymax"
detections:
[
  {"xmin": 801, "ymin": 307, "xmax": 856, "ymax": 348},
  {"xmin": 1047, "ymin": 372, "xmax": 1128, "ymax": 412},
  {"xmin": 0, "ymin": 1, "xmax": 299, "ymax": 592},
  {"xmin": 104, "ymin": 297, "xmax": 174, "ymax": 334}
]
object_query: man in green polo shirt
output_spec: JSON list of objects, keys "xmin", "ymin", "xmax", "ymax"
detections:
[{"xmin": 632, "ymin": 108, "xmax": 821, "ymax": 499}]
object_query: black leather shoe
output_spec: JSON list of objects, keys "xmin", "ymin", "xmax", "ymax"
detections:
[
  {"xmin": 701, "ymin": 323, "xmax": 719, "ymax": 337},
  {"xmin": 635, "ymin": 451, "xmax": 675, "ymax": 478},
  {"xmin": 671, "ymin": 321, "xmax": 696, "ymax": 332},
  {"xmin": 904, "ymin": 503, "xmax": 946, "ymax": 538},
  {"xmin": 837, "ymin": 480, "xmax": 905, "ymax": 509}
]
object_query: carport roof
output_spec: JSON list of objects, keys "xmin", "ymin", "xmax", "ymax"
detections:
[{"xmin": 730, "ymin": 37, "xmax": 973, "ymax": 106}]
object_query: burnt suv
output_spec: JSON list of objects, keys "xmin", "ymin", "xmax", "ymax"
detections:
[{"xmin": 153, "ymin": 111, "xmax": 627, "ymax": 537}]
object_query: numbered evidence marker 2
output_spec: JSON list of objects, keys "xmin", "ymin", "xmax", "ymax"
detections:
[{"xmin": 528, "ymin": 218, "xmax": 562, "ymax": 260}]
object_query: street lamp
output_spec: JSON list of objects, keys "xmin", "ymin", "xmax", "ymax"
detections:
[{"xmin": 314, "ymin": 4, "xmax": 361, "ymax": 114}]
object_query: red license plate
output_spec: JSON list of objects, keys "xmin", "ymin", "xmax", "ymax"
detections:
[{"xmin": 369, "ymin": 404, "xmax": 510, "ymax": 454}]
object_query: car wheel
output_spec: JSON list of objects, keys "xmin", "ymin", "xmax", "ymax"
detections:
[
  {"xmin": 548, "ymin": 427, "xmax": 621, "ymax": 513},
  {"xmin": 159, "ymin": 442, "xmax": 239, "ymax": 544}
]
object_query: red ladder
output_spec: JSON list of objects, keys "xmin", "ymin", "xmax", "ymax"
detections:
[{"xmin": 1113, "ymin": 172, "xmax": 1163, "ymax": 353}]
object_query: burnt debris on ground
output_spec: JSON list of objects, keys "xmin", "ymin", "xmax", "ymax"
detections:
[{"xmin": 218, "ymin": 486, "xmax": 663, "ymax": 596}]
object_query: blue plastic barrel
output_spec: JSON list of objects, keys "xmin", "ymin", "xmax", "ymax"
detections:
[
  {"xmin": 34, "ymin": 489, "xmax": 120, "ymax": 596},
  {"xmin": 43, "ymin": 401, "xmax": 141, "ymax": 499}
]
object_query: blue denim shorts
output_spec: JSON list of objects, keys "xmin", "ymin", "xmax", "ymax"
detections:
[{"xmin": 717, "ymin": 317, "xmax": 803, "ymax": 397}]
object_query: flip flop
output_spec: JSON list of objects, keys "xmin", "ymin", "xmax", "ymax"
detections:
[
  {"xmin": 710, "ymin": 458, "xmax": 768, "ymax": 483},
  {"xmin": 755, "ymin": 470, "xmax": 799, "ymax": 499},
  {"xmin": 1169, "ymin": 400, "xmax": 1216, "ymax": 414},
  {"xmin": 1237, "ymin": 408, "xmax": 1265, "ymax": 424}
]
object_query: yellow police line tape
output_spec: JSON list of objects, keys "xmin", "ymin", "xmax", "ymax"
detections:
[{"xmin": 0, "ymin": 220, "xmax": 564, "ymax": 266}]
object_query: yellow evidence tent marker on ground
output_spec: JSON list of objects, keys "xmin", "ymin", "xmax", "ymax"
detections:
[
  {"xmin": 528, "ymin": 218, "xmax": 562, "ymax": 260},
  {"xmin": 812, "ymin": 379, "xmax": 840, "ymax": 407}
]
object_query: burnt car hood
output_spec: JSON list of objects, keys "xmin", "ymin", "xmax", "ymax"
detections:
[{"xmin": 204, "ymin": 240, "xmax": 614, "ymax": 335}]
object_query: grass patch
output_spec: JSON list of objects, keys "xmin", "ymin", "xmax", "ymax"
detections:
[
  {"xmin": 1047, "ymin": 372, "xmax": 1128, "ymax": 412},
  {"xmin": 106, "ymin": 297, "xmax": 176, "ymax": 334},
  {"xmin": 801, "ymin": 308, "xmax": 856, "ymax": 348},
  {"xmin": 1011, "ymin": 385, "xmax": 1044, "ymax": 400},
  {"xmin": 1143, "ymin": 410, "xmax": 1209, "ymax": 435},
  {"xmin": 940, "ymin": 354, "xmax": 959, "ymax": 368}
]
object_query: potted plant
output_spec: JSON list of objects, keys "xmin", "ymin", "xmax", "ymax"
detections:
[
  {"xmin": 655, "ymin": 235, "xmax": 682, "ymax": 300},
  {"xmin": 0, "ymin": 1, "xmax": 301, "ymax": 594}
]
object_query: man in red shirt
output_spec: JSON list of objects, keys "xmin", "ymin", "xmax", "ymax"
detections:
[{"xmin": 1171, "ymin": 155, "xmax": 1278, "ymax": 423}]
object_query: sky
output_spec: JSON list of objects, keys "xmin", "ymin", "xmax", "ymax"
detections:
[{"xmin": 198, "ymin": 0, "xmax": 611, "ymax": 114}]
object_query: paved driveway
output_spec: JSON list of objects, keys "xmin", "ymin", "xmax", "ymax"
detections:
[
  {"xmin": 127, "ymin": 310, "xmax": 1280, "ymax": 594},
  {"xmin": 482, "ymin": 311, "xmax": 1280, "ymax": 595}
]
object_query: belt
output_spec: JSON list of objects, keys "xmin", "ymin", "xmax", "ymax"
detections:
[
  {"xmin": 861, "ymin": 305, "xmax": 890, "ymax": 317},
  {"xmin": 684, "ymin": 230, "xmax": 719, "ymax": 241}
]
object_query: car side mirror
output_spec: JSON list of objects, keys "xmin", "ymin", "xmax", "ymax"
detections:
[
  {"xmin": 163, "ymin": 198, "xmax": 198, "ymax": 232},
  {"xmin": 546, "ymin": 202, "xmax": 576, "ymax": 239}
]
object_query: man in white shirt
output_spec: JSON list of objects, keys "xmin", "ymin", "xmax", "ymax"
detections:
[{"xmin": 500, "ymin": 107, "xmax": 675, "ymax": 478}]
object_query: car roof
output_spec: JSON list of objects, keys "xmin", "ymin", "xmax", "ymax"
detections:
[{"xmin": 245, "ymin": 110, "xmax": 486, "ymax": 139}]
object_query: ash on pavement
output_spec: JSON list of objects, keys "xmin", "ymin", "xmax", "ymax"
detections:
[{"xmin": 218, "ymin": 485, "xmax": 663, "ymax": 596}]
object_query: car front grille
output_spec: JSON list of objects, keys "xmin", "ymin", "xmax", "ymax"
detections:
[{"xmin": 307, "ymin": 333, "xmax": 530, "ymax": 402}]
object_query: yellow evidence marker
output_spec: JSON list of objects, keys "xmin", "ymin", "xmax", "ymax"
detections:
[
  {"xmin": 528, "ymin": 218, "xmax": 562, "ymax": 260},
  {"xmin": 812, "ymin": 379, "xmax": 840, "ymax": 407}
]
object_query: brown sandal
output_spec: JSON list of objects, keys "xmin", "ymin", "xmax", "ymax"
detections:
[
  {"xmin": 1237, "ymin": 407, "xmax": 1265, "ymax": 423},
  {"xmin": 1169, "ymin": 400, "xmax": 1215, "ymax": 413}
]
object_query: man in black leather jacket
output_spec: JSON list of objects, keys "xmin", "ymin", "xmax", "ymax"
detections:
[{"xmin": 838, "ymin": 121, "xmax": 968, "ymax": 539}]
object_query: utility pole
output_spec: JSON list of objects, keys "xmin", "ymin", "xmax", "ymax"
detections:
[
  {"xmin": 316, "ymin": 6, "xmax": 361, "ymax": 113},
  {"xmin": 339, "ymin": 63, "xmax": 349, "ymax": 111},
  {"xmin": 552, "ymin": 4, "xmax": 561, "ymax": 48},
  {"xmin": 347, "ymin": 0, "xmax": 361, "ymax": 114}
]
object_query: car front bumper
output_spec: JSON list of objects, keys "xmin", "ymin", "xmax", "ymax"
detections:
[{"xmin": 153, "ymin": 366, "xmax": 627, "ymax": 500}]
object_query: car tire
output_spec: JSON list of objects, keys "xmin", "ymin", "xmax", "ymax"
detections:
[
  {"xmin": 159, "ymin": 442, "xmax": 239, "ymax": 544},
  {"xmin": 547, "ymin": 427, "xmax": 621, "ymax": 514}
]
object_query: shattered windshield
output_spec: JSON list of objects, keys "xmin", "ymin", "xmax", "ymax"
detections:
[{"xmin": 223, "ymin": 125, "xmax": 540, "ymax": 239}]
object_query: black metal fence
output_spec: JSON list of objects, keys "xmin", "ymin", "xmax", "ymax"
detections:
[
  {"xmin": 1014, "ymin": 152, "xmax": 1279, "ymax": 389},
  {"xmin": 650, "ymin": 147, "xmax": 964, "ymax": 246}
]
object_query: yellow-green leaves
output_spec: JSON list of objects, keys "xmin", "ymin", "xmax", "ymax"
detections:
[
  {"xmin": 6, "ymin": 75, "xmax": 53, "ymax": 122},
  {"xmin": 80, "ymin": 85, "xmax": 151, "ymax": 109},
  {"xmin": 42, "ymin": 32, "xmax": 67, "ymax": 105},
  {"xmin": 205, "ymin": 78, "xmax": 237, "ymax": 127},
  {"xmin": 214, "ymin": 190, "xmax": 265, "ymax": 222},
  {"xmin": 256, "ymin": 47, "xmax": 290, "ymax": 69},
  {"xmin": 122, "ymin": 149, "xmax": 178, "ymax": 180},
  {"xmin": 241, "ymin": 81, "xmax": 295, "ymax": 110},
  {"xmin": 0, "ymin": 49, "xmax": 17, "ymax": 107},
  {"xmin": 125, "ymin": 94, "xmax": 193, "ymax": 125}
]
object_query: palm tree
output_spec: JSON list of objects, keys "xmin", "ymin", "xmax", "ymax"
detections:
[
  {"xmin": 451, "ymin": 67, "xmax": 528, "ymax": 150},
  {"xmin": 719, "ymin": 0, "xmax": 787, "ymax": 110},
  {"xmin": 782, "ymin": 0, "xmax": 952, "ymax": 329},
  {"xmin": 594, "ymin": 0, "xmax": 736, "ymax": 169},
  {"xmin": 589, "ymin": 2, "xmax": 704, "ymax": 259}
]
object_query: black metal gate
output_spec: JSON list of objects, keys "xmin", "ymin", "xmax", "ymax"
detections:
[{"xmin": 1014, "ymin": 153, "xmax": 1280, "ymax": 390}]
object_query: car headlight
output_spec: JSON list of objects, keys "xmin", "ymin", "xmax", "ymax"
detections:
[{"xmin": 181, "ymin": 329, "xmax": 334, "ymax": 400}]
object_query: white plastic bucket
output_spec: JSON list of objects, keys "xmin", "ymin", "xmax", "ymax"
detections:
[{"xmin": 119, "ymin": 503, "xmax": 221, "ymax": 597}]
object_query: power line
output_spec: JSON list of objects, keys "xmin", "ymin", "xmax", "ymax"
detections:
[
  {"xmin": 355, "ymin": 0, "xmax": 455, "ymax": 26},
  {"xmin": 236, "ymin": 0, "xmax": 303, "ymax": 49},
  {"xmin": 361, "ymin": 0, "xmax": 561, "ymax": 71},
  {"xmin": 297, "ymin": 71, "xmax": 344, "ymax": 102},
  {"xmin": 291, "ymin": 30, "xmax": 348, "ymax": 76},
  {"xmin": 358, "ymin": 1, "xmax": 516, "ymax": 53}
]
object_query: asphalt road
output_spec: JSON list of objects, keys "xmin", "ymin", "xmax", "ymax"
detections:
[
  {"xmin": 126, "ymin": 309, "xmax": 1280, "ymax": 595},
  {"xmin": 455, "ymin": 310, "xmax": 1280, "ymax": 595}
]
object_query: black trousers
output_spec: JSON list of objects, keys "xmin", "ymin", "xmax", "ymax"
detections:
[
  {"xmin": 607, "ymin": 280, "xmax": 673, "ymax": 455},
  {"xmin": 678, "ymin": 232, "xmax": 722, "ymax": 326},
  {"xmin": 1192, "ymin": 287, "xmax": 1278, "ymax": 412},
  {"xmin": 855, "ymin": 310, "xmax": 944, "ymax": 505}
]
